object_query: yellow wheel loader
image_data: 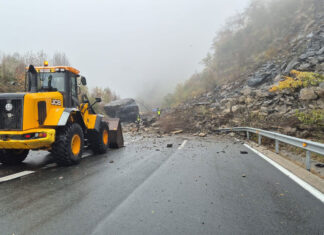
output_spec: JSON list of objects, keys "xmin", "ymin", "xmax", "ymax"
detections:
[{"xmin": 0, "ymin": 62, "xmax": 123, "ymax": 166}]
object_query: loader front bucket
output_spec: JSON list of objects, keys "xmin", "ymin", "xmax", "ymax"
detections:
[{"xmin": 108, "ymin": 118, "xmax": 124, "ymax": 148}]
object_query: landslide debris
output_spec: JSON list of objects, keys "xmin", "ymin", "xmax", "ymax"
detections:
[{"xmin": 157, "ymin": 1, "xmax": 324, "ymax": 142}]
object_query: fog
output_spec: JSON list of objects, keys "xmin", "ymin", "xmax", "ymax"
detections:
[{"xmin": 0, "ymin": 0, "xmax": 249, "ymax": 104}]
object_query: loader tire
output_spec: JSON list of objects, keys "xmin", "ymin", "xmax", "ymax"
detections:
[
  {"xmin": 109, "ymin": 122, "xmax": 124, "ymax": 149},
  {"xmin": 52, "ymin": 123, "xmax": 84, "ymax": 166},
  {"xmin": 89, "ymin": 122, "xmax": 109, "ymax": 154},
  {"xmin": 0, "ymin": 149, "xmax": 29, "ymax": 165}
]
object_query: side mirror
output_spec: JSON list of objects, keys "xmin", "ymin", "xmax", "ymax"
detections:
[
  {"xmin": 81, "ymin": 76, "xmax": 87, "ymax": 86},
  {"xmin": 89, "ymin": 97, "xmax": 102, "ymax": 111}
]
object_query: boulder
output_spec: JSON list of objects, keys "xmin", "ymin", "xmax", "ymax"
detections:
[
  {"xmin": 316, "ymin": 99, "xmax": 324, "ymax": 109},
  {"xmin": 317, "ymin": 47, "xmax": 324, "ymax": 55},
  {"xmin": 283, "ymin": 127, "xmax": 297, "ymax": 135},
  {"xmin": 245, "ymin": 97, "xmax": 253, "ymax": 104},
  {"xmin": 260, "ymin": 106, "xmax": 269, "ymax": 113},
  {"xmin": 198, "ymin": 133, "xmax": 207, "ymax": 137},
  {"xmin": 299, "ymin": 54, "xmax": 308, "ymax": 60},
  {"xmin": 104, "ymin": 98, "xmax": 139, "ymax": 122},
  {"xmin": 248, "ymin": 62, "xmax": 279, "ymax": 87},
  {"xmin": 299, "ymin": 88, "xmax": 318, "ymax": 100},
  {"xmin": 231, "ymin": 105, "xmax": 240, "ymax": 113},
  {"xmin": 319, "ymin": 82, "xmax": 324, "ymax": 88},
  {"xmin": 275, "ymin": 105, "xmax": 288, "ymax": 114},
  {"xmin": 284, "ymin": 57, "xmax": 300, "ymax": 74},
  {"xmin": 305, "ymin": 50, "xmax": 316, "ymax": 58},
  {"xmin": 238, "ymin": 96, "xmax": 245, "ymax": 104},
  {"xmin": 247, "ymin": 73, "xmax": 272, "ymax": 87},
  {"xmin": 222, "ymin": 108, "xmax": 231, "ymax": 115},
  {"xmin": 255, "ymin": 90, "xmax": 270, "ymax": 98},
  {"xmin": 241, "ymin": 87, "xmax": 252, "ymax": 96},
  {"xmin": 316, "ymin": 63, "xmax": 324, "ymax": 72},
  {"xmin": 298, "ymin": 63, "xmax": 311, "ymax": 70},
  {"xmin": 314, "ymin": 87, "xmax": 324, "ymax": 98}
]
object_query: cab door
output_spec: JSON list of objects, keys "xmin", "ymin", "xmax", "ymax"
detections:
[
  {"xmin": 65, "ymin": 71, "xmax": 79, "ymax": 108},
  {"xmin": 70, "ymin": 74, "xmax": 79, "ymax": 107}
]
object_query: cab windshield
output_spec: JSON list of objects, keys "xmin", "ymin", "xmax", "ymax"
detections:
[{"xmin": 37, "ymin": 72, "xmax": 65, "ymax": 92}]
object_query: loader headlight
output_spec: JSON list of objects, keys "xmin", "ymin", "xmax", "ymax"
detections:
[{"xmin": 5, "ymin": 103, "xmax": 13, "ymax": 111}]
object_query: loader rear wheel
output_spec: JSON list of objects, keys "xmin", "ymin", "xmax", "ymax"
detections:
[
  {"xmin": 109, "ymin": 122, "xmax": 124, "ymax": 148},
  {"xmin": 89, "ymin": 122, "xmax": 109, "ymax": 154},
  {"xmin": 0, "ymin": 149, "xmax": 29, "ymax": 165},
  {"xmin": 52, "ymin": 123, "xmax": 84, "ymax": 166}
]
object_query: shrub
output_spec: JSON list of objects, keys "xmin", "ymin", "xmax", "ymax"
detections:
[
  {"xmin": 269, "ymin": 70, "xmax": 324, "ymax": 92},
  {"xmin": 295, "ymin": 109, "xmax": 324, "ymax": 126}
]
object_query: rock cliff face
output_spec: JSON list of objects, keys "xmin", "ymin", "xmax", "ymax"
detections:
[
  {"xmin": 247, "ymin": 26, "xmax": 324, "ymax": 88},
  {"xmin": 161, "ymin": 16, "xmax": 324, "ymax": 141}
]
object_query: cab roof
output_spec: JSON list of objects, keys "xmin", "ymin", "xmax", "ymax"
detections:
[{"xmin": 26, "ymin": 66, "xmax": 80, "ymax": 75}]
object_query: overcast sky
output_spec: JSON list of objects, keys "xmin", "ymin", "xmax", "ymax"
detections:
[{"xmin": 0, "ymin": 0, "xmax": 250, "ymax": 101}]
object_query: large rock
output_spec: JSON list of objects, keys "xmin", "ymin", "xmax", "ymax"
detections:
[
  {"xmin": 298, "ymin": 63, "xmax": 311, "ymax": 70},
  {"xmin": 284, "ymin": 57, "xmax": 300, "ymax": 74},
  {"xmin": 247, "ymin": 62, "xmax": 279, "ymax": 87},
  {"xmin": 241, "ymin": 87, "xmax": 252, "ymax": 96},
  {"xmin": 314, "ymin": 87, "xmax": 324, "ymax": 98},
  {"xmin": 104, "ymin": 98, "xmax": 139, "ymax": 122},
  {"xmin": 247, "ymin": 72, "xmax": 272, "ymax": 87},
  {"xmin": 299, "ymin": 88, "xmax": 318, "ymax": 100},
  {"xmin": 317, "ymin": 47, "xmax": 324, "ymax": 55}
]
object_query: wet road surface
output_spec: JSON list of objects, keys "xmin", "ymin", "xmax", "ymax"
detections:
[{"xmin": 0, "ymin": 134, "xmax": 323, "ymax": 235}]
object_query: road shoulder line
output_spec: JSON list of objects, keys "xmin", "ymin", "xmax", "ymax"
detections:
[
  {"xmin": 178, "ymin": 140, "xmax": 188, "ymax": 150},
  {"xmin": 0, "ymin": 170, "xmax": 35, "ymax": 183},
  {"xmin": 244, "ymin": 143, "xmax": 324, "ymax": 204}
]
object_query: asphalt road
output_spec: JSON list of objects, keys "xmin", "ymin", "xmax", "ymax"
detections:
[{"xmin": 0, "ymin": 134, "xmax": 323, "ymax": 235}]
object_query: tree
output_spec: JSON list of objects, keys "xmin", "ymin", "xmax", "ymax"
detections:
[
  {"xmin": 51, "ymin": 52, "xmax": 70, "ymax": 66},
  {"xmin": 23, "ymin": 50, "xmax": 48, "ymax": 66}
]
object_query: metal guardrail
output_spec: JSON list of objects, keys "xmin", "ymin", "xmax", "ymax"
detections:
[{"xmin": 218, "ymin": 127, "xmax": 324, "ymax": 171}]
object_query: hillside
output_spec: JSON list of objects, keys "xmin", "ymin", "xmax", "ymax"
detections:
[
  {"xmin": 160, "ymin": 0, "xmax": 324, "ymax": 141},
  {"xmin": 164, "ymin": 0, "xmax": 324, "ymax": 106}
]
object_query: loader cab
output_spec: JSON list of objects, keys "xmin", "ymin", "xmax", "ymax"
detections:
[{"xmin": 26, "ymin": 64, "xmax": 84, "ymax": 108}]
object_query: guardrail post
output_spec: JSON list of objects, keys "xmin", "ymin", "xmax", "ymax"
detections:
[
  {"xmin": 306, "ymin": 150, "xmax": 311, "ymax": 171},
  {"xmin": 258, "ymin": 135, "xmax": 262, "ymax": 145},
  {"xmin": 275, "ymin": 140, "xmax": 279, "ymax": 154},
  {"xmin": 247, "ymin": 131, "xmax": 250, "ymax": 140}
]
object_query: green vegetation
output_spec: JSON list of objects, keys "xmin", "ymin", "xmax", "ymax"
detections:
[
  {"xmin": 270, "ymin": 70, "xmax": 324, "ymax": 92},
  {"xmin": 164, "ymin": 0, "xmax": 317, "ymax": 106},
  {"xmin": 295, "ymin": 109, "xmax": 324, "ymax": 126}
]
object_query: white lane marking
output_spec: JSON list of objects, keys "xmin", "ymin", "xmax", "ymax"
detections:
[
  {"xmin": 244, "ymin": 143, "xmax": 324, "ymax": 204},
  {"xmin": 0, "ymin": 170, "xmax": 35, "ymax": 183},
  {"xmin": 178, "ymin": 140, "xmax": 188, "ymax": 150},
  {"xmin": 82, "ymin": 153, "xmax": 92, "ymax": 159}
]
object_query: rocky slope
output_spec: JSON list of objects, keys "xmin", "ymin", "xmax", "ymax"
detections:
[{"xmin": 159, "ymin": 13, "xmax": 324, "ymax": 142}]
